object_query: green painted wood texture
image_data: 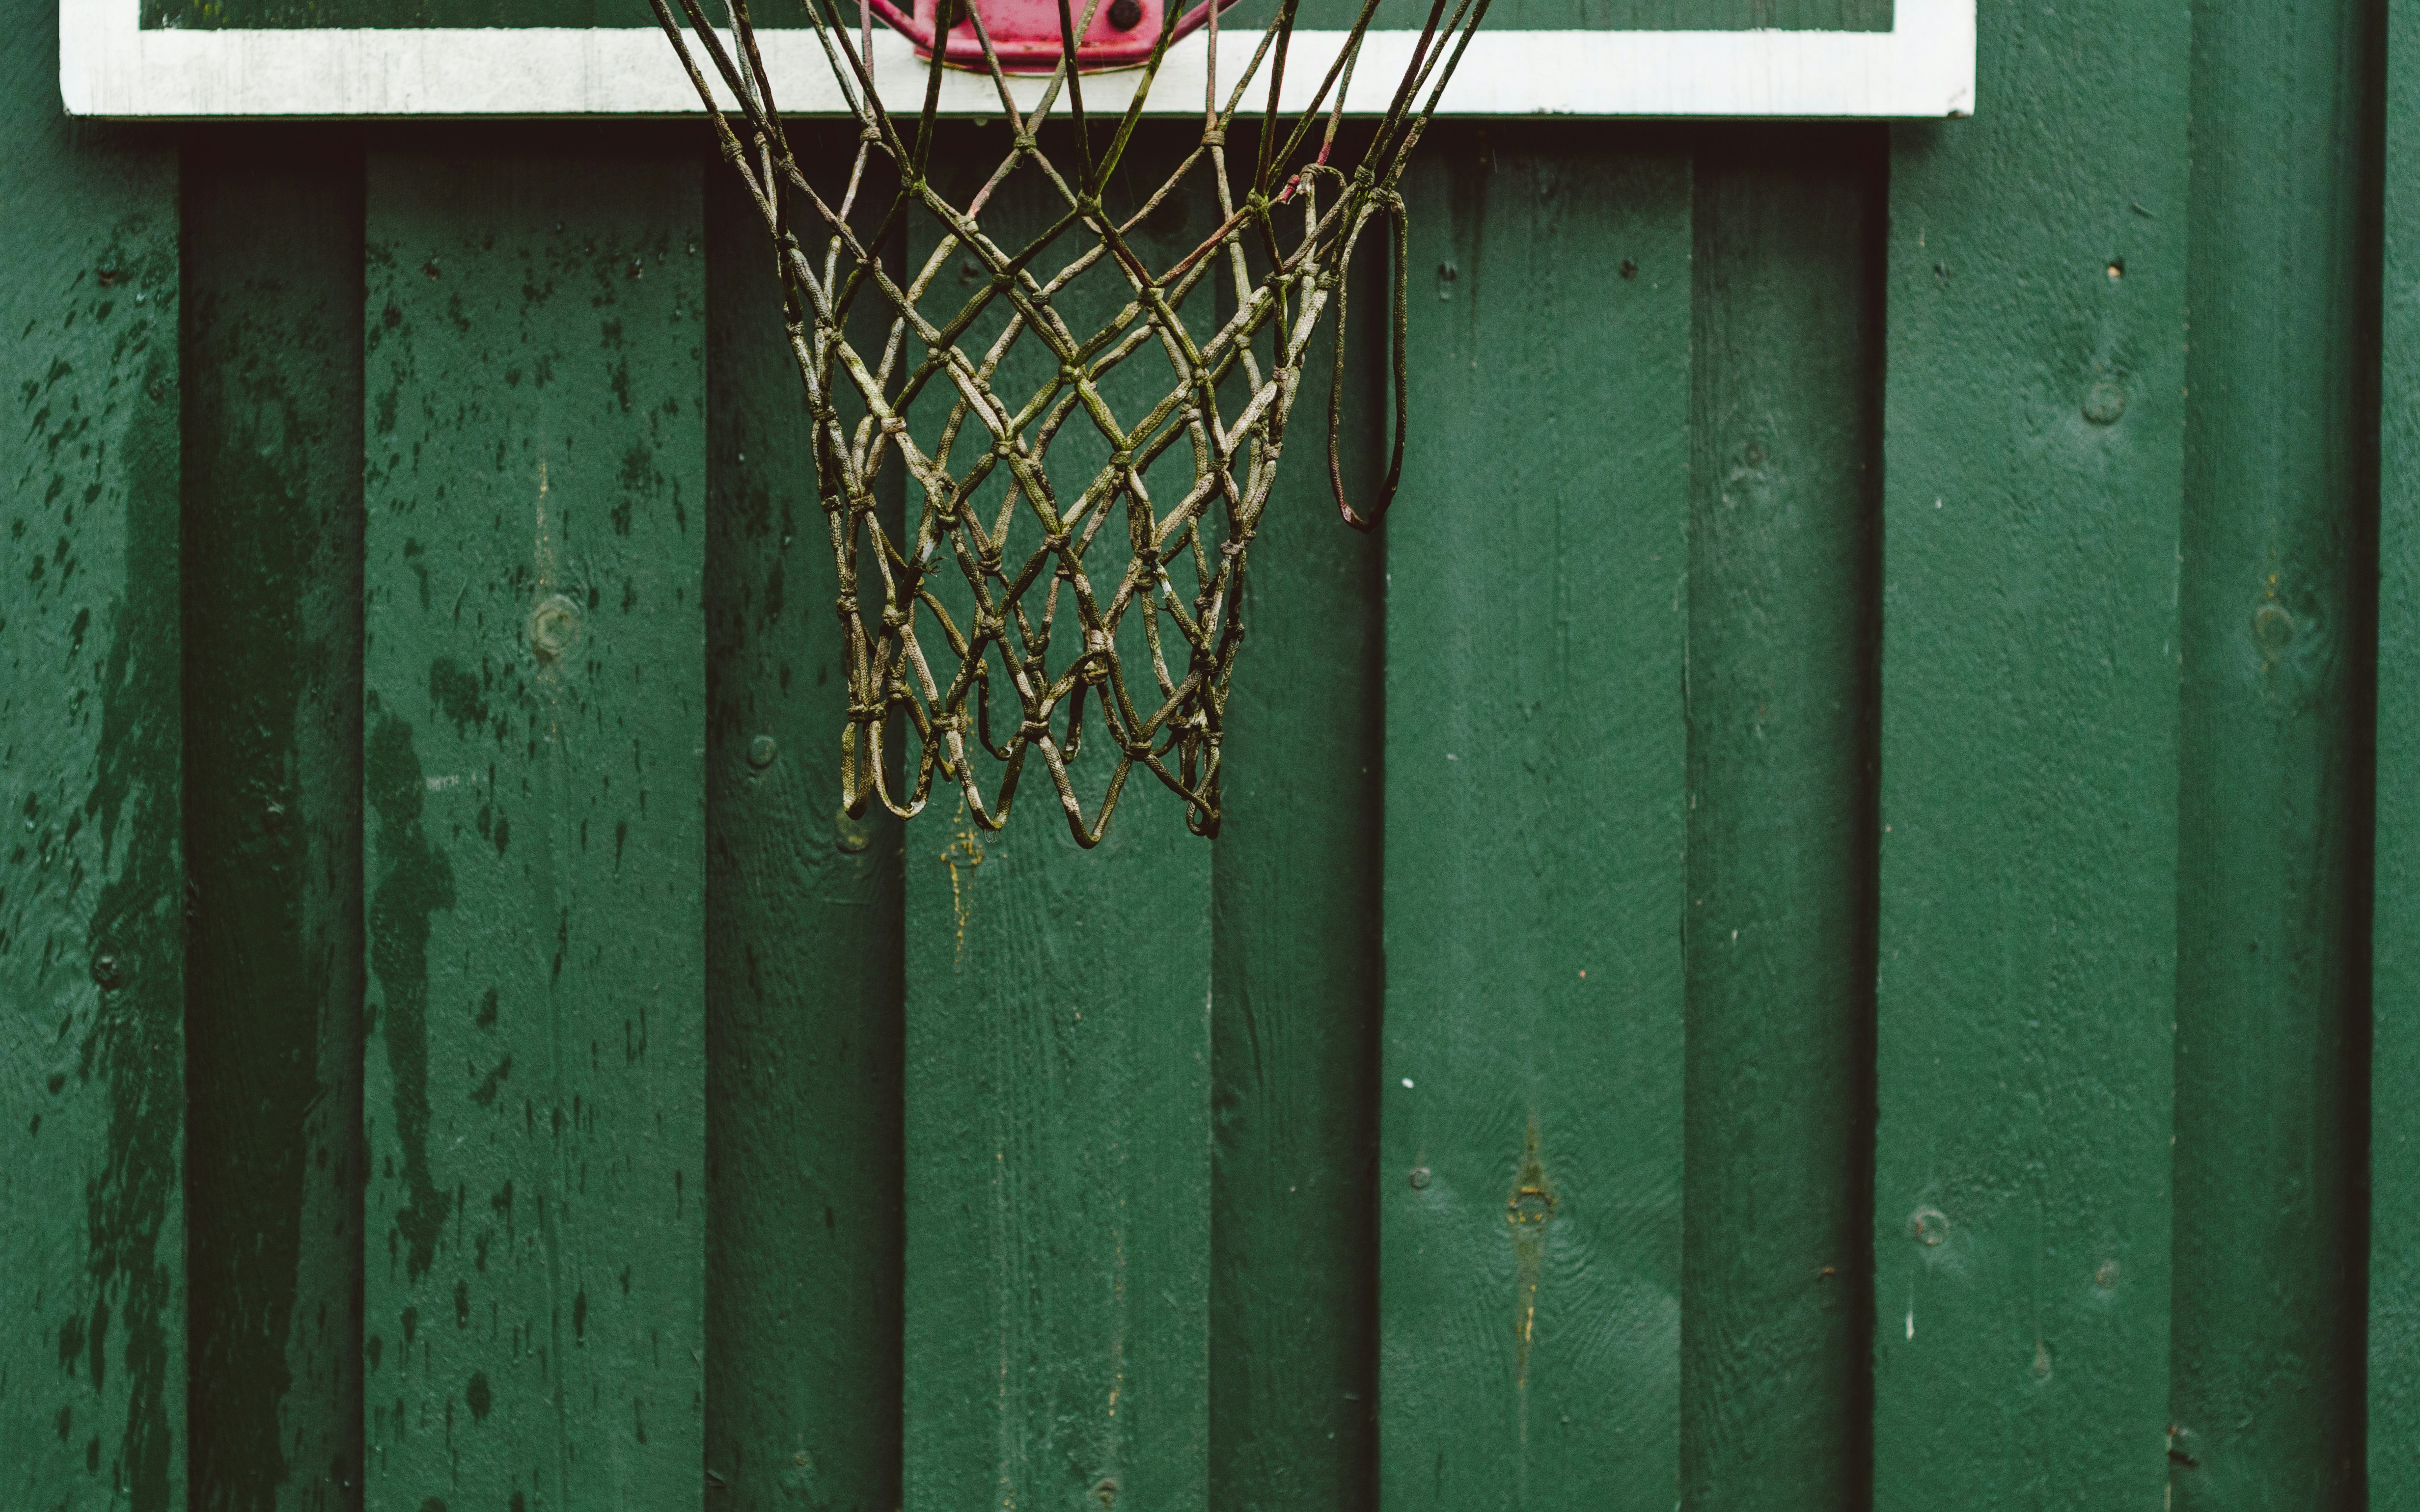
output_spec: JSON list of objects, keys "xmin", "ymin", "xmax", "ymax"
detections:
[
  {"xmin": 897, "ymin": 123, "xmax": 1213, "ymax": 1512},
  {"xmin": 16, "ymin": 11, "xmax": 2420, "ymax": 1509},
  {"xmin": 0, "ymin": 0, "xmax": 186, "ymax": 1500},
  {"xmin": 1207, "ymin": 163, "xmax": 1386, "ymax": 1512},
  {"xmin": 2378, "ymin": 0, "xmax": 2420, "ymax": 1496},
  {"xmin": 1870, "ymin": 0, "xmax": 2190, "ymax": 1504},
  {"xmin": 1381, "ymin": 126, "xmax": 1691, "ymax": 1512},
  {"xmin": 701, "ymin": 128, "xmax": 907, "ymax": 1512},
  {"xmin": 899, "ymin": 799, "xmax": 1209, "ymax": 1512},
  {"xmin": 359, "ymin": 142, "xmax": 706, "ymax": 1510},
  {"xmin": 182, "ymin": 127, "xmax": 368, "ymax": 1512},
  {"xmin": 1679, "ymin": 124, "xmax": 1881, "ymax": 1512},
  {"xmin": 2174, "ymin": 0, "xmax": 2382, "ymax": 1505}
]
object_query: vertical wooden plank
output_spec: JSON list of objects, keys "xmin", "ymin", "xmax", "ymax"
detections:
[
  {"xmin": 1870, "ymin": 0, "xmax": 2191, "ymax": 1502},
  {"xmin": 182, "ymin": 127, "xmax": 369, "ymax": 1512},
  {"xmin": 1381, "ymin": 125, "xmax": 1692, "ymax": 1511},
  {"xmin": 361, "ymin": 141, "xmax": 706, "ymax": 1510},
  {"xmin": 2374, "ymin": 0, "xmax": 2420, "ymax": 1495},
  {"xmin": 1678, "ymin": 124, "xmax": 1882, "ymax": 1512},
  {"xmin": 701, "ymin": 130, "xmax": 907, "ymax": 1511},
  {"xmin": 1208, "ymin": 190, "xmax": 1386, "ymax": 1512},
  {"xmin": 900, "ymin": 123, "xmax": 1212, "ymax": 1512},
  {"xmin": 0, "ymin": 0, "xmax": 184, "ymax": 1498},
  {"xmin": 2173, "ymin": 0, "xmax": 2383, "ymax": 1504},
  {"xmin": 901, "ymin": 803, "xmax": 1209, "ymax": 1512}
]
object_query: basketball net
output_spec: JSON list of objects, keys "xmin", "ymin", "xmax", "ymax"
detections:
[{"xmin": 650, "ymin": 0, "xmax": 1487, "ymax": 843}]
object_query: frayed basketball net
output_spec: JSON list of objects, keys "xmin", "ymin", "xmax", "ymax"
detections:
[{"xmin": 652, "ymin": 0, "xmax": 1486, "ymax": 844}]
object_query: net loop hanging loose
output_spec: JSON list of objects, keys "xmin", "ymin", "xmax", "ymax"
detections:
[
  {"xmin": 1326, "ymin": 183, "xmax": 1409, "ymax": 532},
  {"xmin": 649, "ymin": 0, "xmax": 1489, "ymax": 844}
]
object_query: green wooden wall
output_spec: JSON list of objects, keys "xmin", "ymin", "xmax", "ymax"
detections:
[{"xmin": 9, "ymin": 0, "xmax": 2420, "ymax": 1507}]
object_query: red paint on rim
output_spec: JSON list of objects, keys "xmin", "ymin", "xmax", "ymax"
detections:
[{"xmin": 860, "ymin": 0, "xmax": 1241, "ymax": 74}]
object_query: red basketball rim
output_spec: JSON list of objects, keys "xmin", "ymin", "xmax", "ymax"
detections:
[{"xmin": 858, "ymin": 0, "xmax": 1242, "ymax": 74}]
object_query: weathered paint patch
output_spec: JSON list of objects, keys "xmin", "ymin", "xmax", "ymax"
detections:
[
  {"xmin": 1507, "ymin": 1116, "xmax": 1557, "ymax": 1388},
  {"xmin": 361, "ymin": 143, "xmax": 705, "ymax": 1512},
  {"xmin": 0, "ymin": 3, "xmax": 184, "ymax": 1496}
]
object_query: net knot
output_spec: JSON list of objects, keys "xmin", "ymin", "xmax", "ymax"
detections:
[
  {"xmin": 1201, "ymin": 126, "xmax": 1225, "ymax": 146},
  {"xmin": 1080, "ymin": 628, "xmax": 1114, "ymax": 684}
]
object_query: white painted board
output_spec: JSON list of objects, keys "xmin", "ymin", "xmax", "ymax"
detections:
[{"xmin": 61, "ymin": 0, "xmax": 1973, "ymax": 118}]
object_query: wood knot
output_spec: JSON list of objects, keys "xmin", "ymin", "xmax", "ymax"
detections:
[{"xmin": 1508, "ymin": 1185, "xmax": 1555, "ymax": 1227}]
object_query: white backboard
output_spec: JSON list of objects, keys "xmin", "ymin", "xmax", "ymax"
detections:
[{"xmin": 62, "ymin": 0, "xmax": 1973, "ymax": 118}]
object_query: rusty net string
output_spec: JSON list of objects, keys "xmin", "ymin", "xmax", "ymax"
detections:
[{"xmin": 651, "ymin": 0, "xmax": 1487, "ymax": 844}]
